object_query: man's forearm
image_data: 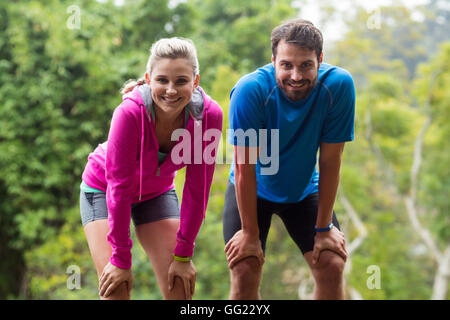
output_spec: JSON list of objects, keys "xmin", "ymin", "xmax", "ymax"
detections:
[
  {"xmin": 234, "ymin": 145, "xmax": 259, "ymax": 237},
  {"xmin": 235, "ymin": 163, "xmax": 259, "ymax": 237},
  {"xmin": 316, "ymin": 159, "xmax": 341, "ymax": 229}
]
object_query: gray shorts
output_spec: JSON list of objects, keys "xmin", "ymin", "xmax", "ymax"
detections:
[{"xmin": 79, "ymin": 189, "xmax": 180, "ymax": 227}]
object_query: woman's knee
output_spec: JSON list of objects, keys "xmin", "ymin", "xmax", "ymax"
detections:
[
  {"xmin": 99, "ymin": 281, "xmax": 130, "ymax": 300},
  {"xmin": 164, "ymin": 276, "xmax": 187, "ymax": 300}
]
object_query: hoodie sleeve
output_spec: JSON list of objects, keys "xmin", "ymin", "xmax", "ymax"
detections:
[
  {"xmin": 174, "ymin": 100, "xmax": 223, "ymax": 257},
  {"xmin": 105, "ymin": 103, "xmax": 139, "ymax": 269}
]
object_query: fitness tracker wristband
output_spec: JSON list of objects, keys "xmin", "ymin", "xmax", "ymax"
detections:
[
  {"xmin": 314, "ymin": 223, "xmax": 334, "ymax": 232},
  {"xmin": 173, "ymin": 254, "xmax": 191, "ymax": 262}
]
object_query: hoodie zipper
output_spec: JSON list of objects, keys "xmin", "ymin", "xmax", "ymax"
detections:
[{"xmin": 143, "ymin": 102, "xmax": 161, "ymax": 177}]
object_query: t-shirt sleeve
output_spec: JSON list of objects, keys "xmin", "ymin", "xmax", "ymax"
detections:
[
  {"xmin": 320, "ymin": 70, "xmax": 356, "ymax": 143},
  {"xmin": 228, "ymin": 76, "xmax": 265, "ymax": 147}
]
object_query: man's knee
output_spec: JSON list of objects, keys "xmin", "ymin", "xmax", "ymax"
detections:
[
  {"xmin": 311, "ymin": 251, "xmax": 345, "ymax": 282},
  {"xmin": 229, "ymin": 256, "xmax": 262, "ymax": 300},
  {"xmin": 230, "ymin": 256, "xmax": 262, "ymax": 282}
]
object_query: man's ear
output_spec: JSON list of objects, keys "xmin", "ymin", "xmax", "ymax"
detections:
[
  {"xmin": 271, "ymin": 55, "xmax": 275, "ymax": 65},
  {"xmin": 319, "ymin": 52, "xmax": 324, "ymax": 65}
]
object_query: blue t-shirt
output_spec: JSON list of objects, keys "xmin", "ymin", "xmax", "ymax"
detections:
[{"xmin": 228, "ymin": 62, "xmax": 355, "ymax": 203}]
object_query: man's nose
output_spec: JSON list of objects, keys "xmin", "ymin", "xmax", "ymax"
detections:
[{"xmin": 291, "ymin": 69, "xmax": 303, "ymax": 82}]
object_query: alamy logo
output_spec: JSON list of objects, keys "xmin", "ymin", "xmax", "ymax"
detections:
[
  {"xmin": 366, "ymin": 265, "xmax": 381, "ymax": 290},
  {"xmin": 66, "ymin": 265, "xmax": 81, "ymax": 290},
  {"xmin": 230, "ymin": 128, "xmax": 279, "ymax": 175},
  {"xmin": 169, "ymin": 122, "xmax": 280, "ymax": 175},
  {"xmin": 367, "ymin": 8, "xmax": 381, "ymax": 30},
  {"xmin": 66, "ymin": 5, "xmax": 81, "ymax": 30}
]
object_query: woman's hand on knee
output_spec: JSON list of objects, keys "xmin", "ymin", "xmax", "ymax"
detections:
[
  {"xmin": 168, "ymin": 259, "xmax": 196, "ymax": 300},
  {"xmin": 99, "ymin": 261, "xmax": 134, "ymax": 298}
]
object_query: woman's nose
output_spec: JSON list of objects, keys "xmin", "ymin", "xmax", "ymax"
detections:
[{"xmin": 166, "ymin": 83, "xmax": 177, "ymax": 95}]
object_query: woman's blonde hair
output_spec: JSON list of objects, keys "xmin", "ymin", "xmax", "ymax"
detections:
[{"xmin": 121, "ymin": 37, "xmax": 199, "ymax": 94}]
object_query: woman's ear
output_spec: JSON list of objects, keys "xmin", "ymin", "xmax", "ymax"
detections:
[
  {"xmin": 194, "ymin": 74, "xmax": 200, "ymax": 88},
  {"xmin": 145, "ymin": 72, "xmax": 151, "ymax": 85}
]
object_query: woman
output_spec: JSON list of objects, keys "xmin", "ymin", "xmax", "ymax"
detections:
[{"xmin": 79, "ymin": 37, "xmax": 223, "ymax": 300}]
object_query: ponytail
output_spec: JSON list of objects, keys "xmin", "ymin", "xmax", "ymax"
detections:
[{"xmin": 120, "ymin": 78, "xmax": 146, "ymax": 95}]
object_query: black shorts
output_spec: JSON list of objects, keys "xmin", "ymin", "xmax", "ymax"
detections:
[{"xmin": 222, "ymin": 181, "xmax": 340, "ymax": 254}]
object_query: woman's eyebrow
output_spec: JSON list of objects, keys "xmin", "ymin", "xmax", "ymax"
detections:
[{"xmin": 154, "ymin": 74, "xmax": 190, "ymax": 78}]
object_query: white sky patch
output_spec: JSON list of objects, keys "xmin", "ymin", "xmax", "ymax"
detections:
[{"xmin": 293, "ymin": 0, "xmax": 431, "ymax": 45}]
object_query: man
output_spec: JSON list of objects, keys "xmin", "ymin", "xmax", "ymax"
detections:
[{"xmin": 223, "ymin": 19, "xmax": 355, "ymax": 300}]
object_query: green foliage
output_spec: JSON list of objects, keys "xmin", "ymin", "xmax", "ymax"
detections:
[
  {"xmin": 191, "ymin": 166, "xmax": 231, "ymax": 299},
  {"xmin": 188, "ymin": 0, "xmax": 295, "ymax": 92},
  {"xmin": 414, "ymin": 43, "xmax": 450, "ymax": 244},
  {"xmin": 24, "ymin": 207, "xmax": 95, "ymax": 299},
  {"xmin": 1, "ymin": 0, "xmax": 449, "ymax": 300}
]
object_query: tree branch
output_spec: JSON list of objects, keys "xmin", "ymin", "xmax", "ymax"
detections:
[
  {"xmin": 404, "ymin": 69, "xmax": 449, "ymax": 299},
  {"xmin": 339, "ymin": 190, "xmax": 368, "ymax": 300},
  {"xmin": 431, "ymin": 245, "xmax": 450, "ymax": 300},
  {"xmin": 404, "ymin": 196, "xmax": 441, "ymax": 261},
  {"xmin": 404, "ymin": 70, "xmax": 442, "ymax": 261},
  {"xmin": 340, "ymin": 192, "xmax": 368, "ymax": 256}
]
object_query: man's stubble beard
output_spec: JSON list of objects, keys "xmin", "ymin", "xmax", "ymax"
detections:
[{"xmin": 276, "ymin": 76, "xmax": 318, "ymax": 101}]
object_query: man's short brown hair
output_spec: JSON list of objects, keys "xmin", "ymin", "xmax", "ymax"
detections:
[{"xmin": 271, "ymin": 19, "xmax": 323, "ymax": 62}]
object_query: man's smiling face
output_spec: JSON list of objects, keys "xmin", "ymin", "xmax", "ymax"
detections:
[{"xmin": 272, "ymin": 39, "xmax": 322, "ymax": 101}]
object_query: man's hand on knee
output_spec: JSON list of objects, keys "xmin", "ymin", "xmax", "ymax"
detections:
[
  {"xmin": 312, "ymin": 227, "xmax": 347, "ymax": 265},
  {"xmin": 224, "ymin": 230, "xmax": 265, "ymax": 269}
]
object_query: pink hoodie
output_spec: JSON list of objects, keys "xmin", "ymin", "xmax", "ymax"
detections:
[{"xmin": 82, "ymin": 85, "xmax": 223, "ymax": 269}]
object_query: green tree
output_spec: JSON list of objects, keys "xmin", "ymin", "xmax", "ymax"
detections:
[
  {"xmin": 2, "ymin": 0, "xmax": 448, "ymax": 300},
  {"xmin": 0, "ymin": 0, "xmax": 186, "ymax": 298},
  {"xmin": 185, "ymin": 0, "xmax": 296, "ymax": 92}
]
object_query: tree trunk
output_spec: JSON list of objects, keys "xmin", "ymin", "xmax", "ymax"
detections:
[{"xmin": 431, "ymin": 246, "xmax": 450, "ymax": 300}]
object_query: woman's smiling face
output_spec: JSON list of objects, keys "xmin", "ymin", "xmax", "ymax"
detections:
[{"xmin": 146, "ymin": 58, "xmax": 199, "ymax": 113}]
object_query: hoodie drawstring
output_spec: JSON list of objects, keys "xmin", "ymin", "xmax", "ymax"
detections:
[
  {"xmin": 139, "ymin": 105, "xmax": 145, "ymax": 201},
  {"xmin": 203, "ymin": 104, "xmax": 208, "ymax": 224}
]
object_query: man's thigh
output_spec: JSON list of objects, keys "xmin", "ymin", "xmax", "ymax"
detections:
[
  {"xmin": 277, "ymin": 192, "xmax": 341, "ymax": 254},
  {"xmin": 222, "ymin": 181, "xmax": 273, "ymax": 252}
]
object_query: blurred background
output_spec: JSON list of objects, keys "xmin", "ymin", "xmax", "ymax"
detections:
[{"xmin": 0, "ymin": 0, "xmax": 448, "ymax": 300}]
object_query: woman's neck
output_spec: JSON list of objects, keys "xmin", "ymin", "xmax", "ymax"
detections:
[{"xmin": 153, "ymin": 104, "xmax": 185, "ymax": 128}]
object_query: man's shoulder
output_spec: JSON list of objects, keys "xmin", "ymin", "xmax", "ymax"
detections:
[
  {"xmin": 232, "ymin": 63, "xmax": 275, "ymax": 98},
  {"xmin": 319, "ymin": 63, "xmax": 355, "ymax": 91}
]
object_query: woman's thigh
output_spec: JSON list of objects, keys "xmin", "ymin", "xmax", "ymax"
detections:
[
  {"xmin": 135, "ymin": 218, "xmax": 185, "ymax": 299},
  {"xmin": 83, "ymin": 220, "xmax": 130, "ymax": 300},
  {"xmin": 81, "ymin": 191, "xmax": 129, "ymax": 299}
]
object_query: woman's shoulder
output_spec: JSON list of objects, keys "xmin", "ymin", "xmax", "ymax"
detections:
[
  {"xmin": 115, "ymin": 85, "xmax": 144, "ymax": 114},
  {"xmin": 199, "ymin": 87, "xmax": 223, "ymax": 118}
]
